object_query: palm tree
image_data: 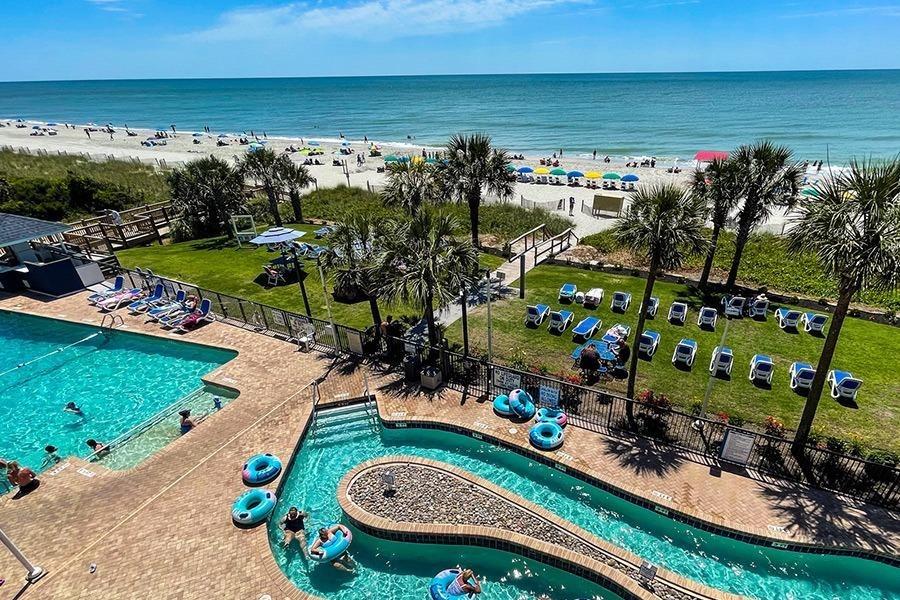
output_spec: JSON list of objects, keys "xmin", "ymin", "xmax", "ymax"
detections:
[
  {"xmin": 443, "ymin": 133, "xmax": 514, "ymax": 247},
  {"xmin": 239, "ymin": 148, "xmax": 285, "ymax": 227},
  {"xmin": 279, "ymin": 157, "xmax": 314, "ymax": 223},
  {"xmin": 691, "ymin": 158, "xmax": 741, "ymax": 290},
  {"xmin": 788, "ymin": 158, "xmax": 900, "ymax": 451},
  {"xmin": 726, "ymin": 141, "xmax": 802, "ymax": 290},
  {"xmin": 616, "ymin": 184, "xmax": 708, "ymax": 414},
  {"xmin": 168, "ymin": 156, "xmax": 244, "ymax": 239},
  {"xmin": 319, "ymin": 214, "xmax": 385, "ymax": 333},
  {"xmin": 381, "ymin": 159, "xmax": 445, "ymax": 215},
  {"xmin": 376, "ymin": 210, "xmax": 480, "ymax": 347}
]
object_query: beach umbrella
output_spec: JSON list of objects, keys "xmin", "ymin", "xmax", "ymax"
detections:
[
  {"xmin": 585, "ymin": 171, "xmax": 602, "ymax": 179},
  {"xmin": 550, "ymin": 168, "xmax": 568, "ymax": 176},
  {"xmin": 32, "ymin": 125, "xmax": 41, "ymax": 129},
  {"xmin": 411, "ymin": 156, "xmax": 425, "ymax": 164},
  {"xmin": 397, "ymin": 156, "xmax": 410, "ymax": 162},
  {"xmin": 506, "ymin": 164, "xmax": 517, "ymax": 173},
  {"xmin": 309, "ymin": 140, "xmax": 321, "ymax": 146},
  {"xmin": 567, "ymin": 170, "xmax": 585, "ymax": 178},
  {"xmin": 249, "ymin": 227, "xmax": 305, "ymax": 246},
  {"xmin": 425, "ymin": 158, "xmax": 438, "ymax": 164},
  {"xmin": 47, "ymin": 122, "xmax": 58, "ymax": 126},
  {"xmin": 535, "ymin": 167, "xmax": 550, "ymax": 175},
  {"xmin": 192, "ymin": 132, "xmax": 203, "ymax": 137},
  {"xmin": 517, "ymin": 166, "xmax": 534, "ymax": 174},
  {"xmin": 621, "ymin": 174, "xmax": 639, "ymax": 182},
  {"xmin": 341, "ymin": 141, "xmax": 350, "ymax": 147},
  {"xmin": 384, "ymin": 155, "xmax": 399, "ymax": 162},
  {"xmin": 603, "ymin": 172, "xmax": 621, "ymax": 180},
  {"xmin": 218, "ymin": 133, "xmax": 229, "ymax": 138},
  {"xmin": 801, "ymin": 187, "xmax": 820, "ymax": 198}
]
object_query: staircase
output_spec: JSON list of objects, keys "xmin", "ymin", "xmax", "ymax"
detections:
[{"xmin": 309, "ymin": 402, "xmax": 378, "ymax": 443}]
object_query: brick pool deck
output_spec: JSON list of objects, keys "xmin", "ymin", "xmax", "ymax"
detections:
[{"xmin": 0, "ymin": 291, "xmax": 897, "ymax": 600}]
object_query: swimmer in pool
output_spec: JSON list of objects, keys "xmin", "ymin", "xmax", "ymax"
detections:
[{"xmin": 64, "ymin": 401, "xmax": 83, "ymax": 416}]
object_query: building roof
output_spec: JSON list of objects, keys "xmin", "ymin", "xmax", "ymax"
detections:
[{"xmin": 0, "ymin": 213, "xmax": 70, "ymax": 247}]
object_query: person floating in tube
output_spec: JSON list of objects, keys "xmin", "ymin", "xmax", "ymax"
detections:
[
  {"xmin": 447, "ymin": 568, "xmax": 482, "ymax": 597},
  {"xmin": 309, "ymin": 524, "xmax": 356, "ymax": 572}
]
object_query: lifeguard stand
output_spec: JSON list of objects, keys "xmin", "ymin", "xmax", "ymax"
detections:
[{"xmin": 230, "ymin": 215, "xmax": 258, "ymax": 248}]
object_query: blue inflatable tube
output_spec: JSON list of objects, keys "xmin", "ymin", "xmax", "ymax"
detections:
[
  {"xmin": 231, "ymin": 488, "xmax": 276, "ymax": 525},
  {"xmin": 529, "ymin": 421, "xmax": 564, "ymax": 450},
  {"xmin": 242, "ymin": 453, "xmax": 282, "ymax": 485},
  {"xmin": 492, "ymin": 394, "xmax": 513, "ymax": 417},
  {"xmin": 309, "ymin": 526, "xmax": 353, "ymax": 562},
  {"xmin": 536, "ymin": 407, "xmax": 568, "ymax": 427},
  {"xmin": 509, "ymin": 389, "xmax": 536, "ymax": 419},
  {"xmin": 429, "ymin": 569, "xmax": 475, "ymax": 599}
]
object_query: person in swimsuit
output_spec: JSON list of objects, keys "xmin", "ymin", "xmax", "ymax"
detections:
[
  {"xmin": 309, "ymin": 525, "xmax": 355, "ymax": 572},
  {"xmin": 86, "ymin": 439, "xmax": 109, "ymax": 456},
  {"xmin": 280, "ymin": 506, "xmax": 310, "ymax": 555},
  {"xmin": 64, "ymin": 401, "xmax": 84, "ymax": 416},
  {"xmin": 179, "ymin": 409, "xmax": 196, "ymax": 434},
  {"xmin": 447, "ymin": 568, "xmax": 482, "ymax": 597},
  {"xmin": 2, "ymin": 460, "xmax": 38, "ymax": 491}
]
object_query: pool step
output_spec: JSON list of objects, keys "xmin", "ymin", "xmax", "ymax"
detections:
[{"xmin": 312, "ymin": 402, "xmax": 378, "ymax": 437}]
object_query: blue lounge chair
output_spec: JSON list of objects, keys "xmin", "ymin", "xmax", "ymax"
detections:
[
  {"xmin": 147, "ymin": 290, "xmax": 187, "ymax": 321},
  {"xmin": 668, "ymin": 301, "xmax": 688, "ymax": 324},
  {"xmin": 722, "ymin": 296, "xmax": 746, "ymax": 318},
  {"xmin": 697, "ymin": 306, "xmax": 718, "ymax": 329},
  {"xmin": 672, "ymin": 338, "xmax": 698, "ymax": 368},
  {"xmin": 97, "ymin": 288, "xmax": 141, "ymax": 312},
  {"xmin": 643, "ymin": 297, "xmax": 660, "ymax": 318},
  {"xmin": 159, "ymin": 305, "xmax": 192, "ymax": 328},
  {"xmin": 611, "ymin": 291, "xmax": 632, "ymax": 312},
  {"xmin": 558, "ymin": 283, "xmax": 577, "ymax": 302},
  {"xmin": 525, "ymin": 304, "xmax": 550, "ymax": 326},
  {"xmin": 602, "ymin": 323, "xmax": 631, "ymax": 344},
  {"xmin": 127, "ymin": 283, "xmax": 164, "ymax": 313},
  {"xmin": 572, "ymin": 316, "xmax": 601, "ymax": 341},
  {"xmin": 776, "ymin": 308, "xmax": 802, "ymax": 330},
  {"xmin": 639, "ymin": 330, "xmax": 660, "ymax": 357},
  {"xmin": 314, "ymin": 225, "xmax": 335, "ymax": 238},
  {"xmin": 547, "ymin": 310, "xmax": 574, "ymax": 333},
  {"xmin": 175, "ymin": 299, "xmax": 214, "ymax": 332},
  {"xmin": 709, "ymin": 346, "xmax": 734, "ymax": 376},
  {"xmin": 801, "ymin": 312, "xmax": 828, "ymax": 334},
  {"xmin": 87, "ymin": 276, "xmax": 124, "ymax": 304},
  {"xmin": 749, "ymin": 298, "xmax": 769, "ymax": 318},
  {"xmin": 827, "ymin": 370, "xmax": 862, "ymax": 401},
  {"xmin": 749, "ymin": 354, "xmax": 774, "ymax": 385},
  {"xmin": 583, "ymin": 288, "xmax": 604, "ymax": 308},
  {"xmin": 789, "ymin": 362, "xmax": 816, "ymax": 390}
]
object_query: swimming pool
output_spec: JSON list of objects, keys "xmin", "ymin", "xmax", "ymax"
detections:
[
  {"xmin": 270, "ymin": 405, "xmax": 900, "ymax": 600},
  {"xmin": 0, "ymin": 310, "xmax": 235, "ymax": 477}
]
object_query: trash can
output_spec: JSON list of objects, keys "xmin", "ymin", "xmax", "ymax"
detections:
[
  {"xmin": 403, "ymin": 353, "xmax": 420, "ymax": 382},
  {"xmin": 421, "ymin": 365, "xmax": 443, "ymax": 390}
]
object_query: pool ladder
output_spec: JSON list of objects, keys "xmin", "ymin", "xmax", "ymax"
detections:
[{"xmin": 101, "ymin": 314, "xmax": 124, "ymax": 329}]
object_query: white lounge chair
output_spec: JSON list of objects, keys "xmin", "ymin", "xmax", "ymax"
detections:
[
  {"xmin": 583, "ymin": 287, "xmax": 604, "ymax": 308},
  {"xmin": 709, "ymin": 346, "xmax": 734, "ymax": 376},
  {"xmin": 800, "ymin": 312, "xmax": 828, "ymax": 334},
  {"xmin": 749, "ymin": 354, "xmax": 775, "ymax": 385},
  {"xmin": 547, "ymin": 310, "xmax": 574, "ymax": 334},
  {"xmin": 789, "ymin": 361, "xmax": 816, "ymax": 390},
  {"xmin": 643, "ymin": 296, "xmax": 660, "ymax": 318},
  {"xmin": 749, "ymin": 298, "xmax": 769, "ymax": 319},
  {"xmin": 639, "ymin": 330, "xmax": 660, "ymax": 357},
  {"xmin": 775, "ymin": 308, "xmax": 802, "ymax": 330},
  {"xmin": 611, "ymin": 291, "xmax": 632, "ymax": 312},
  {"xmin": 87, "ymin": 275, "xmax": 124, "ymax": 304},
  {"xmin": 722, "ymin": 296, "xmax": 746, "ymax": 318},
  {"xmin": 827, "ymin": 370, "xmax": 862, "ymax": 401},
  {"xmin": 668, "ymin": 301, "xmax": 688, "ymax": 324},
  {"xmin": 672, "ymin": 338, "xmax": 698, "ymax": 368},
  {"xmin": 525, "ymin": 304, "xmax": 550, "ymax": 326},
  {"xmin": 697, "ymin": 306, "xmax": 718, "ymax": 330}
]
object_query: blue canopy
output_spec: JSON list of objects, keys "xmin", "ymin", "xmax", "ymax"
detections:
[
  {"xmin": 567, "ymin": 170, "xmax": 585, "ymax": 178},
  {"xmin": 517, "ymin": 166, "xmax": 534, "ymax": 173},
  {"xmin": 622, "ymin": 173, "xmax": 640, "ymax": 182},
  {"xmin": 308, "ymin": 140, "xmax": 321, "ymax": 146},
  {"xmin": 249, "ymin": 227, "xmax": 306, "ymax": 245}
]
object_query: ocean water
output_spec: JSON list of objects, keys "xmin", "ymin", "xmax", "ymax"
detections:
[{"xmin": 1, "ymin": 71, "xmax": 899, "ymax": 161}]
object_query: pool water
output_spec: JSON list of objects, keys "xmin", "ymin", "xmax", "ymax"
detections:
[
  {"xmin": 0, "ymin": 311, "xmax": 235, "ymax": 476},
  {"xmin": 270, "ymin": 406, "xmax": 900, "ymax": 600}
]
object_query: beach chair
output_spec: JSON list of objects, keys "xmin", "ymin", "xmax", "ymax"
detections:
[
  {"xmin": 668, "ymin": 301, "xmax": 688, "ymax": 324},
  {"xmin": 638, "ymin": 330, "xmax": 660, "ymax": 357},
  {"xmin": 314, "ymin": 225, "xmax": 334, "ymax": 238},
  {"xmin": 611, "ymin": 291, "xmax": 632, "ymax": 312},
  {"xmin": 97, "ymin": 288, "xmax": 141, "ymax": 311},
  {"xmin": 643, "ymin": 296, "xmax": 660, "ymax": 318},
  {"xmin": 146, "ymin": 290, "xmax": 187, "ymax": 321},
  {"xmin": 827, "ymin": 370, "xmax": 863, "ymax": 401},
  {"xmin": 748, "ymin": 298, "xmax": 769, "ymax": 319},
  {"xmin": 572, "ymin": 316, "xmax": 601, "ymax": 341},
  {"xmin": 722, "ymin": 296, "xmax": 746, "ymax": 318},
  {"xmin": 87, "ymin": 275, "xmax": 124, "ymax": 304},
  {"xmin": 775, "ymin": 308, "xmax": 802, "ymax": 330},
  {"xmin": 583, "ymin": 287, "xmax": 604, "ymax": 308},
  {"xmin": 672, "ymin": 338, "xmax": 698, "ymax": 368},
  {"xmin": 558, "ymin": 283, "xmax": 577, "ymax": 302},
  {"xmin": 800, "ymin": 312, "xmax": 828, "ymax": 334},
  {"xmin": 749, "ymin": 354, "xmax": 775, "ymax": 385},
  {"xmin": 175, "ymin": 299, "xmax": 214, "ymax": 332},
  {"xmin": 127, "ymin": 283, "xmax": 164, "ymax": 313},
  {"xmin": 709, "ymin": 346, "xmax": 734, "ymax": 376},
  {"xmin": 602, "ymin": 323, "xmax": 631, "ymax": 344},
  {"xmin": 697, "ymin": 306, "xmax": 718, "ymax": 330},
  {"xmin": 789, "ymin": 362, "xmax": 816, "ymax": 391},
  {"xmin": 547, "ymin": 310, "xmax": 574, "ymax": 334},
  {"xmin": 305, "ymin": 245, "xmax": 328, "ymax": 259},
  {"xmin": 264, "ymin": 266, "xmax": 285, "ymax": 287},
  {"xmin": 525, "ymin": 304, "xmax": 550, "ymax": 326}
]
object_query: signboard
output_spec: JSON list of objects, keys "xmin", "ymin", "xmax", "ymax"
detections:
[
  {"xmin": 639, "ymin": 561, "xmax": 658, "ymax": 582},
  {"xmin": 346, "ymin": 330, "xmax": 364, "ymax": 355},
  {"xmin": 720, "ymin": 429, "xmax": 757, "ymax": 465},
  {"xmin": 539, "ymin": 384, "xmax": 560, "ymax": 407},
  {"xmin": 492, "ymin": 368, "xmax": 522, "ymax": 391}
]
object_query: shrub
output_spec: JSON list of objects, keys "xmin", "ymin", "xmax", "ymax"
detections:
[{"xmin": 581, "ymin": 230, "xmax": 622, "ymax": 255}]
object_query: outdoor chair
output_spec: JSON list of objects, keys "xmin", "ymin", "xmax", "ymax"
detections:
[
  {"xmin": 827, "ymin": 370, "xmax": 863, "ymax": 401},
  {"xmin": 776, "ymin": 308, "xmax": 802, "ymax": 330},
  {"xmin": 789, "ymin": 361, "xmax": 816, "ymax": 390},
  {"xmin": 668, "ymin": 301, "xmax": 688, "ymax": 324},
  {"xmin": 525, "ymin": 304, "xmax": 550, "ymax": 326},
  {"xmin": 800, "ymin": 312, "xmax": 828, "ymax": 334},
  {"xmin": 749, "ymin": 354, "xmax": 775, "ymax": 385},
  {"xmin": 611, "ymin": 291, "xmax": 632, "ymax": 312},
  {"xmin": 709, "ymin": 346, "xmax": 734, "ymax": 376},
  {"xmin": 697, "ymin": 306, "xmax": 718, "ymax": 330},
  {"xmin": 547, "ymin": 310, "xmax": 574, "ymax": 334},
  {"xmin": 672, "ymin": 338, "xmax": 698, "ymax": 368},
  {"xmin": 639, "ymin": 330, "xmax": 660, "ymax": 357}
]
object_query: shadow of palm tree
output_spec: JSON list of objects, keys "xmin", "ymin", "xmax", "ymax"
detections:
[{"xmin": 601, "ymin": 437, "xmax": 685, "ymax": 477}]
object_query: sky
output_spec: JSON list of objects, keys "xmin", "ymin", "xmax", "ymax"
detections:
[{"xmin": 1, "ymin": 0, "xmax": 899, "ymax": 81}]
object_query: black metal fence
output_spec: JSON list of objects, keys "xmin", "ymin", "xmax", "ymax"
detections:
[{"xmin": 118, "ymin": 268, "xmax": 900, "ymax": 509}]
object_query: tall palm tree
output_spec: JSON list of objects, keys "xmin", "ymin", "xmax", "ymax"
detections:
[
  {"xmin": 788, "ymin": 158, "xmax": 900, "ymax": 451},
  {"xmin": 726, "ymin": 141, "xmax": 802, "ymax": 290},
  {"xmin": 616, "ymin": 184, "xmax": 708, "ymax": 413},
  {"xmin": 279, "ymin": 157, "xmax": 314, "ymax": 223},
  {"xmin": 443, "ymin": 133, "xmax": 514, "ymax": 247},
  {"xmin": 319, "ymin": 214, "xmax": 386, "ymax": 333},
  {"xmin": 239, "ymin": 148, "xmax": 285, "ymax": 227},
  {"xmin": 691, "ymin": 158, "xmax": 741, "ymax": 290},
  {"xmin": 168, "ymin": 156, "xmax": 245, "ymax": 239},
  {"xmin": 376, "ymin": 210, "xmax": 480, "ymax": 347},
  {"xmin": 381, "ymin": 160, "xmax": 445, "ymax": 215}
]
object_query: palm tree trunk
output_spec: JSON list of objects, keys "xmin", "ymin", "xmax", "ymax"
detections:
[
  {"xmin": 792, "ymin": 286, "xmax": 854, "ymax": 453},
  {"xmin": 289, "ymin": 189, "xmax": 303, "ymax": 223},
  {"xmin": 467, "ymin": 190, "xmax": 481, "ymax": 248},
  {"xmin": 368, "ymin": 295, "xmax": 382, "ymax": 338},
  {"xmin": 725, "ymin": 224, "xmax": 750, "ymax": 290},
  {"xmin": 626, "ymin": 266, "xmax": 656, "ymax": 422},
  {"xmin": 699, "ymin": 223, "xmax": 721, "ymax": 290},
  {"xmin": 424, "ymin": 288, "xmax": 438, "ymax": 348},
  {"xmin": 266, "ymin": 187, "xmax": 283, "ymax": 227}
]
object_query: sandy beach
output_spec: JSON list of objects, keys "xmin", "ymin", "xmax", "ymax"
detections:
[{"xmin": 0, "ymin": 119, "xmax": 796, "ymax": 237}]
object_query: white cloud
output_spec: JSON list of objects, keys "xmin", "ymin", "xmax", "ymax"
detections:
[
  {"xmin": 193, "ymin": 0, "xmax": 589, "ymax": 42},
  {"xmin": 781, "ymin": 4, "xmax": 900, "ymax": 18}
]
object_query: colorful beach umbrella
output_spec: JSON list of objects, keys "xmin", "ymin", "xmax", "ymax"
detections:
[
  {"xmin": 506, "ymin": 164, "xmax": 517, "ymax": 172},
  {"xmin": 567, "ymin": 170, "xmax": 585, "ymax": 178},
  {"xmin": 801, "ymin": 187, "xmax": 820, "ymax": 198},
  {"xmin": 621, "ymin": 174, "xmax": 640, "ymax": 182},
  {"xmin": 384, "ymin": 155, "xmax": 399, "ymax": 162},
  {"xmin": 603, "ymin": 172, "xmax": 621, "ymax": 180},
  {"xmin": 535, "ymin": 167, "xmax": 550, "ymax": 175},
  {"xmin": 585, "ymin": 171, "xmax": 602, "ymax": 179},
  {"xmin": 550, "ymin": 168, "xmax": 568, "ymax": 176},
  {"xmin": 517, "ymin": 166, "xmax": 534, "ymax": 174}
]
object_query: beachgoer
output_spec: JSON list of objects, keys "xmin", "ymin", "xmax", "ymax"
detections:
[
  {"xmin": 213, "ymin": 396, "xmax": 223, "ymax": 411},
  {"xmin": 64, "ymin": 401, "xmax": 84, "ymax": 416},
  {"xmin": 569, "ymin": 196, "xmax": 575, "ymax": 216},
  {"xmin": 592, "ymin": 150, "xmax": 597, "ymax": 160},
  {"xmin": 617, "ymin": 341, "xmax": 631, "ymax": 368},
  {"xmin": 309, "ymin": 525, "xmax": 355, "ymax": 571},
  {"xmin": 380, "ymin": 315, "xmax": 393, "ymax": 337},
  {"xmin": 179, "ymin": 409, "xmax": 196, "ymax": 435},
  {"xmin": 447, "ymin": 568, "xmax": 482, "ymax": 596},
  {"xmin": 84, "ymin": 128, "xmax": 91, "ymax": 139},
  {"xmin": 86, "ymin": 439, "xmax": 109, "ymax": 456},
  {"xmin": 41, "ymin": 445, "xmax": 61, "ymax": 468},
  {"xmin": 280, "ymin": 507, "xmax": 310, "ymax": 555},
  {"xmin": 3, "ymin": 460, "xmax": 38, "ymax": 490}
]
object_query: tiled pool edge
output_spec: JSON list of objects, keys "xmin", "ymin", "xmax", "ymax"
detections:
[{"xmin": 379, "ymin": 414, "xmax": 900, "ymax": 568}]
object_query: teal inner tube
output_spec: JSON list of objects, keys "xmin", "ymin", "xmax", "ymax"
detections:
[
  {"xmin": 529, "ymin": 421, "xmax": 564, "ymax": 450},
  {"xmin": 242, "ymin": 452, "xmax": 282, "ymax": 485},
  {"xmin": 536, "ymin": 407, "xmax": 568, "ymax": 427},
  {"xmin": 509, "ymin": 389, "xmax": 536, "ymax": 419},
  {"xmin": 309, "ymin": 526, "xmax": 352, "ymax": 562},
  {"xmin": 429, "ymin": 568, "xmax": 474, "ymax": 599},
  {"xmin": 492, "ymin": 394, "xmax": 513, "ymax": 416},
  {"xmin": 231, "ymin": 488, "xmax": 276, "ymax": 525}
]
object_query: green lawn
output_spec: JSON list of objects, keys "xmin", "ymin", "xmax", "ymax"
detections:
[
  {"xmin": 444, "ymin": 264, "xmax": 900, "ymax": 452},
  {"xmin": 117, "ymin": 225, "xmax": 506, "ymax": 331}
]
